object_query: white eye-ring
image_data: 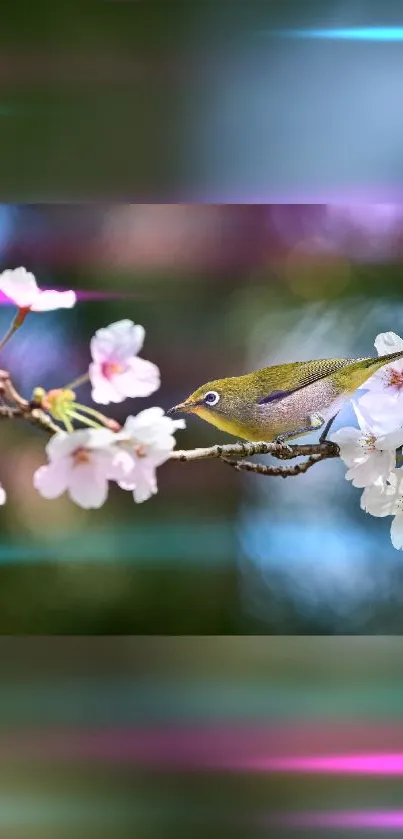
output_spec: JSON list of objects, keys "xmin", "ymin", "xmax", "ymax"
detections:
[{"xmin": 204, "ymin": 390, "xmax": 220, "ymax": 407}]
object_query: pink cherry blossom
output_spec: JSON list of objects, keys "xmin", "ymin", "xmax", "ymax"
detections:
[
  {"xmin": 33, "ymin": 428, "xmax": 133, "ymax": 509},
  {"xmin": 117, "ymin": 407, "xmax": 185, "ymax": 503},
  {"xmin": 89, "ymin": 319, "xmax": 160, "ymax": 405},
  {"xmin": 0, "ymin": 267, "xmax": 76, "ymax": 311}
]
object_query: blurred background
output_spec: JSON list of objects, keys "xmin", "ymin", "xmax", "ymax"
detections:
[
  {"xmin": 0, "ymin": 203, "xmax": 402, "ymax": 632},
  {"xmin": 1, "ymin": 0, "xmax": 403, "ymax": 199},
  {"xmin": 0, "ymin": 637, "xmax": 401, "ymax": 837},
  {"xmin": 3, "ymin": 2, "xmax": 403, "ymax": 837}
]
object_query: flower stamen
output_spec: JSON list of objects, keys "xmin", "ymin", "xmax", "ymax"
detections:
[
  {"xmin": 361, "ymin": 433, "xmax": 377, "ymax": 452},
  {"xmin": 134, "ymin": 444, "xmax": 147, "ymax": 458},
  {"xmin": 385, "ymin": 367, "xmax": 403, "ymax": 392},
  {"xmin": 73, "ymin": 448, "xmax": 91, "ymax": 465},
  {"xmin": 101, "ymin": 361, "xmax": 125, "ymax": 380}
]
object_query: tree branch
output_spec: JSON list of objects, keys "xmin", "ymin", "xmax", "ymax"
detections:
[{"xmin": 171, "ymin": 439, "xmax": 339, "ymax": 477}]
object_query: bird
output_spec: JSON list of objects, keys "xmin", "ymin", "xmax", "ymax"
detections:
[{"xmin": 168, "ymin": 349, "xmax": 403, "ymax": 443}]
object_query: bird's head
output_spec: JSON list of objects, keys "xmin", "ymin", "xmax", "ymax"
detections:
[{"xmin": 168, "ymin": 376, "xmax": 252, "ymax": 437}]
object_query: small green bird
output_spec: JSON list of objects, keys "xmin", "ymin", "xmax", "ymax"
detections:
[{"xmin": 168, "ymin": 349, "xmax": 403, "ymax": 443}]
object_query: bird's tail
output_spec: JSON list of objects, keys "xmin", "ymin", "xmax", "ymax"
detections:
[{"xmin": 335, "ymin": 348, "xmax": 403, "ymax": 395}]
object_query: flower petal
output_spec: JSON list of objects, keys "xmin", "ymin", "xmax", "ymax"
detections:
[
  {"xmin": 352, "ymin": 400, "xmax": 371, "ymax": 432},
  {"xmin": 33, "ymin": 460, "xmax": 71, "ymax": 499},
  {"xmin": 123, "ymin": 409, "xmax": 185, "ymax": 447},
  {"xmin": 346, "ymin": 451, "xmax": 394, "ymax": 488},
  {"xmin": 391, "ymin": 514, "xmax": 403, "ymax": 549},
  {"xmin": 123, "ymin": 407, "xmax": 165, "ymax": 436},
  {"xmin": 68, "ymin": 463, "xmax": 109, "ymax": 509},
  {"xmin": 376, "ymin": 428, "xmax": 403, "ymax": 451},
  {"xmin": 90, "ymin": 320, "xmax": 145, "ymax": 364},
  {"xmin": 113, "ymin": 357, "xmax": 160, "ymax": 399},
  {"xmin": 103, "ymin": 448, "xmax": 135, "ymax": 482},
  {"xmin": 0, "ymin": 267, "xmax": 38, "ymax": 308},
  {"xmin": 89, "ymin": 363, "xmax": 127, "ymax": 405},
  {"xmin": 358, "ymin": 391, "xmax": 403, "ymax": 426},
  {"xmin": 46, "ymin": 430, "xmax": 88, "ymax": 460},
  {"xmin": 329, "ymin": 426, "xmax": 363, "ymax": 466},
  {"xmin": 360, "ymin": 482, "xmax": 396, "ymax": 517},
  {"xmin": 45, "ymin": 431, "xmax": 73, "ymax": 461},
  {"xmin": 359, "ymin": 369, "xmax": 397, "ymax": 397},
  {"xmin": 375, "ymin": 331, "xmax": 403, "ymax": 356},
  {"xmin": 83, "ymin": 428, "xmax": 117, "ymax": 450},
  {"xmin": 31, "ymin": 290, "xmax": 76, "ymax": 311},
  {"xmin": 131, "ymin": 462, "xmax": 158, "ymax": 503},
  {"xmin": 354, "ymin": 397, "xmax": 402, "ymax": 436},
  {"xmin": 0, "ymin": 485, "xmax": 7, "ymax": 505},
  {"xmin": 45, "ymin": 428, "xmax": 116, "ymax": 461}
]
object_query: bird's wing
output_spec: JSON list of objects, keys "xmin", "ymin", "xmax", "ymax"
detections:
[{"xmin": 257, "ymin": 358, "xmax": 357, "ymax": 405}]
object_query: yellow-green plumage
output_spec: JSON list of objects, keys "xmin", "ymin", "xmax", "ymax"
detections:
[{"xmin": 170, "ymin": 350, "xmax": 403, "ymax": 442}]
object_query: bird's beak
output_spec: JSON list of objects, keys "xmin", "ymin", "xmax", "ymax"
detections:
[{"xmin": 167, "ymin": 401, "xmax": 195, "ymax": 415}]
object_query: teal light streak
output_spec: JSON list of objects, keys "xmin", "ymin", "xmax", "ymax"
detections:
[
  {"xmin": 274, "ymin": 27, "xmax": 403, "ymax": 41},
  {"xmin": 0, "ymin": 682, "xmax": 402, "ymax": 722},
  {"xmin": 0, "ymin": 521, "xmax": 235, "ymax": 565}
]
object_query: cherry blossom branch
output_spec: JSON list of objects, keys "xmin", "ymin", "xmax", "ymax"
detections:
[
  {"xmin": 0, "ymin": 370, "xmax": 61, "ymax": 435},
  {"xmin": 0, "ymin": 403, "xmax": 61, "ymax": 435},
  {"xmin": 0, "ymin": 369, "xmax": 340, "ymax": 477},
  {"xmin": 171, "ymin": 439, "xmax": 340, "ymax": 477}
]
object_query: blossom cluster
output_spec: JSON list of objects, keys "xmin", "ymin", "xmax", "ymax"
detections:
[
  {"xmin": 331, "ymin": 332, "xmax": 403, "ymax": 550},
  {"xmin": 0, "ymin": 267, "xmax": 185, "ymax": 508}
]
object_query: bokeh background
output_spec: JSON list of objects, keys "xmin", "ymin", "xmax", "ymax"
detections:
[
  {"xmin": 0, "ymin": 637, "xmax": 402, "ymax": 837},
  {"xmin": 0, "ymin": 203, "xmax": 402, "ymax": 633},
  {"xmin": 2, "ymin": 0, "xmax": 403, "ymax": 200},
  {"xmin": 3, "ymin": 3, "xmax": 403, "ymax": 837}
]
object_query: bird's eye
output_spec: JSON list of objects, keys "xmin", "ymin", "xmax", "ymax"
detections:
[{"xmin": 204, "ymin": 390, "xmax": 220, "ymax": 406}]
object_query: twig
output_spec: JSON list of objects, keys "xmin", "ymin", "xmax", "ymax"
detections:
[
  {"xmin": 0, "ymin": 369, "xmax": 29, "ymax": 409},
  {"xmin": 0, "ymin": 371, "xmax": 61, "ymax": 435},
  {"xmin": 221, "ymin": 454, "xmax": 329, "ymax": 478},
  {"xmin": 23, "ymin": 408, "xmax": 61, "ymax": 435}
]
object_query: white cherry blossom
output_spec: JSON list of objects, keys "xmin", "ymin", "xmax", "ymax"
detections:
[
  {"xmin": 33, "ymin": 428, "xmax": 133, "ymax": 509},
  {"xmin": 0, "ymin": 484, "xmax": 6, "ymax": 505},
  {"xmin": 358, "ymin": 331, "xmax": 403, "ymax": 428},
  {"xmin": 0, "ymin": 267, "xmax": 76, "ymax": 311},
  {"xmin": 117, "ymin": 407, "xmax": 185, "ymax": 503},
  {"xmin": 361, "ymin": 470, "xmax": 403, "ymax": 549},
  {"xmin": 89, "ymin": 319, "xmax": 160, "ymax": 404},
  {"xmin": 330, "ymin": 403, "xmax": 400, "ymax": 488}
]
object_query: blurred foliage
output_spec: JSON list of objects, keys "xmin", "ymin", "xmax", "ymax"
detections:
[{"xmin": 0, "ymin": 638, "xmax": 400, "ymax": 834}]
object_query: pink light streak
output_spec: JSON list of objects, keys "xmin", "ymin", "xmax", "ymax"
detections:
[
  {"xmin": 73, "ymin": 290, "xmax": 145, "ymax": 302},
  {"xmin": 275, "ymin": 810, "xmax": 403, "ymax": 830},
  {"xmin": 226, "ymin": 753, "xmax": 403, "ymax": 775},
  {"xmin": 0, "ymin": 727, "xmax": 401, "ymax": 774}
]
